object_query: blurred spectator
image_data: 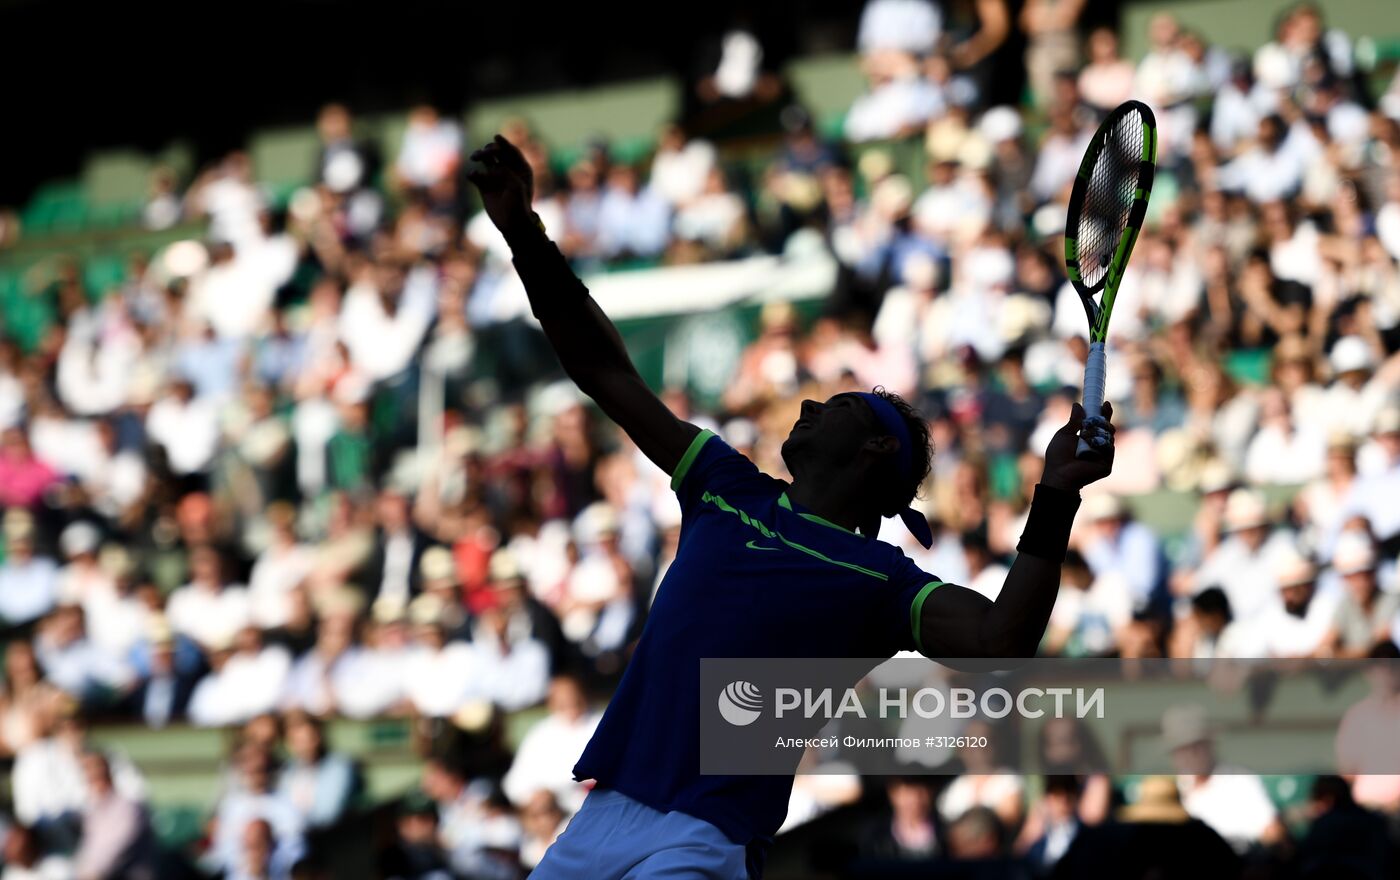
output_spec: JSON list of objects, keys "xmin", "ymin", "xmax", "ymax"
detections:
[
  {"xmin": 315, "ymin": 103, "xmax": 378, "ymax": 195},
  {"xmin": 1077, "ymin": 494, "xmax": 1168, "ymax": 616},
  {"xmin": 277, "ymin": 711, "xmax": 359, "ymax": 830},
  {"xmin": 0, "ymin": 515, "xmax": 59, "ymax": 631},
  {"xmin": 594, "ymin": 165, "xmax": 671, "ymax": 261},
  {"xmin": 1056, "ymin": 775, "xmax": 1242, "ymax": 879},
  {"xmin": 380, "ymin": 792, "xmax": 453, "ymax": 880},
  {"xmin": 845, "ymin": 55, "xmax": 946, "ymax": 143},
  {"xmin": 518, "ymin": 790, "xmax": 566, "ymax": 871},
  {"xmin": 120, "ymin": 621, "xmax": 200, "ymax": 728},
  {"xmin": 166, "ymin": 546, "xmax": 252, "ymax": 653},
  {"xmin": 1328, "ymin": 532, "xmax": 1399, "ymax": 656},
  {"xmin": 1, "ymin": 824, "xmax": 72, "ymax": 880},
  {"xmin": 188, "ymin": 625, "xmax": 291, "ymax": 727},
  {"xmin": 859, "ymin": 777, "xmax": 941, "ymax": 859},
  {"xmin": 1021, "ymin": 775, "xmax": 1082, "ymax": 876},
  {"xmin": 72, "ymin": 750, "xmax": 158, "ymax": 880},
  {"xmin": 395, "ymin": 105, "xmax": 463, "ymax": 192},
  {"xmin": 209, "ymin": 746, "xmax": 305, "ymax": 877},
  {"xmin": 1296, "ymin": 774, "xmax": 1394, "ymax": 880},
  {"xmin": 33, "ymin": 603, "xmax": 135, "ymax": 705},
  {"xmin": 1162, "ymin": 705, "xmax": 1285, "ymax": 851},
  {"xmin": 857, "ymin": 0, "xmax": 941, "ymax": 58},
  {"xmin": 1193, "ymin": 489, "xmax": 1295, "ymax": 624},
  {"xmin": 12, "ymin": 713, "xmax": 145, "ymax": 850},
  {"xmin": 1020, "ymin": 0, "xmax": 1086, "ymax": 110},
  {"xmin": 1254, "ymin": 545, "xmax": 1337, "ymax": 657},
  {"xmin": 0, "ymin": 428, "xmax": 59, "ymax": 511},
  {"xmin": 502, "ymin": 675, "xmax": 600, "ymax": 812},
  {"xmin": 1078, "ymin": 27, "xmax": 1135, "ymax": 114}
]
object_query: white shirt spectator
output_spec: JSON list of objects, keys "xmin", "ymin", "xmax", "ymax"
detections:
[
  {"xmin": 1244, "ymin": 424, "xmax": 1325, "ymax": 485},
  {"xmin": 1338, "ymin": 457, "xmax": 1400, "ymax": 544},
  {"xmin": 651, "ymin": 140, "xmax": 717, "ymax": 206},
  {"xmin": 1195, "ymin": 531, "xmax": 1297, "ymax": 624},
  {"xmin": 845, "ymin": 76, "xmax": 946, "ymax": 143},
  {"xmin": 146, "ymin": 392, "xmax": 221, "ymax": 475},
  {"xmin": 1030, "ymin": 126, "xmax": 1093, "ymax": 204},
  {"xmin": 188, "ymin": 253, "xmax": 279, "ymax": 340},
  {"xmin": 1254, "ymin": 590, "xmax": 1341, "ymax": 657},
  {"xmin": 396, "ymin": 117, "xmax": 462, "ymax": 189},
  {"xmin": 34, "ymin": 632, "xmax": 134, "ymax": 698},
  {"xmin": 166, "ymin": 583, "xmax": 253, "ymax": 652},
  {"xmin": 12, "ymin": 737, "xmax": 145, "ymax": 827},
  {"xmin": 857, "ymin": 0, "xmax": 941, "ymax": 55},
  {"xmin": 502, "ymin": 709, "xmax": 601, "ymax": 812},
  {"xmin": 56, "ymin": 328, "xmax": 139, "ymax": 416},
  {"xmin": 0, "ymin": 555, "xmax": 59, "ymax": 626},
  {"xmin": 28, "ymin": 415, "xmax": 106, "ymax": 485},
  {"xmin": 338, "ymin": 267, "xmax": 437, "ymax": 381},
  {"xmin": 211, "ymin": 790, "xmax": 305, "ymax": 876},
  {"xmin": 248, "ymin": 544, "xmax": 315, "ymax": 629},
  {"xmin": 281, "ymin": 649, "xmax": 357, "ymax": 716},
  {"xmin": 1217, "ymin": 146, "xmax": 1306, "ymax": 203},
  {"xmin": 403, "ymin": 641, "xmax": 478, "ymax": 718},
  {"xmin": 188, "ymin": 646, "xmax": 292, "ymax": 727},
  {"xmin": 465, "ymin": 626, "xmax": 551, "ymax": 712},
  {"xmin": 331, "ymin": 646, "xmax": 410, "ymax": 719},
  {"xmin": 1178, "ymin": 772, "xmax": 1277, "ymax": 851}
]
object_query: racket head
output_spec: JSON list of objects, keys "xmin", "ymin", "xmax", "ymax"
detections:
[{"xmin": 1063, "ymin": 100, "xmax": 1157, "ymax": 341}]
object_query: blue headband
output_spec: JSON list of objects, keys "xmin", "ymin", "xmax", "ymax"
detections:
[{"xmin": 854, "ymin": 392, "xmax": 934, "ymax": 549}]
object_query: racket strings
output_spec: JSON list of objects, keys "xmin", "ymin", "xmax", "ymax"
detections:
[{"xmin": 1077, "ymin": 112, "xmax": 1145, "ymax": 290}]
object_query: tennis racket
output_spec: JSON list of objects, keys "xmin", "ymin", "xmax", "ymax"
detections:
[{"xmin": 1063, "ymin": 100, "xmax": 1157, "ymax": 458}]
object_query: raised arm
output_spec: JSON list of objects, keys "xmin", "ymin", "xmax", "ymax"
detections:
[
  {"xmin": 917, "ymin": 403, "xmax": 1114, "ymax": 665},
  {"xmin": 467, "ymin": 135, "xmax": 699, "ymax": 474}
]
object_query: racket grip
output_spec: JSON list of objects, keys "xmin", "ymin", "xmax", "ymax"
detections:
[{"xmin": 1077, "ymin": 342, "xmax": 1108, "ymax": 459}]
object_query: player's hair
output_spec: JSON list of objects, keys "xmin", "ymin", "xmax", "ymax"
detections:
[{"xmin": 868, "ymin": 386, "xmax": 933, "ymax": 518}]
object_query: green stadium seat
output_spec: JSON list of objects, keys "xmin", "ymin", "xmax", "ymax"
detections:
[
  {"xmin": 1224, "ymin": 348, "xmax": 1272, "ymax": 387},
  {"xmin": 249, "ymin": 125, "xmax": 322, "ymax": 199},
  {"xmin": 785, "ymin": 54, "xmax": 866, "ymax": 140},
  {"xmin": 151, "ymin": 803, "xmax": 208, "ymax": 849},
  {"xmin": 467, "ymin": 77, "xmax": 680, "ymax": 166},
  {"xmin": 84, "ymin": 253, "xmax": 128, "ymax": 298},
  {"xmin": 83, "ymin": 150, "xmax": 153, "ymax": 208}
]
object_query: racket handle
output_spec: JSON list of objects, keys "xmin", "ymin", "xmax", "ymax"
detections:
[{"xmin": 1077, "ymin": 342, "xmax": 1109, "ymax": 459}]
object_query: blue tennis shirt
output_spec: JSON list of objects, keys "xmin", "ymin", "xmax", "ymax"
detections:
[{"xmin": 573, "ymin": 429, "xmax": 944, "ymax": 848}]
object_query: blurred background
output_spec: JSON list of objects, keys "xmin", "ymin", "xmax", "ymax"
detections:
[{"xmin": 2, "ymin": 0, "xmax": 1400, "ymax": 877}]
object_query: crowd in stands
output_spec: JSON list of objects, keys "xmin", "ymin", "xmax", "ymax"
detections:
[{"xmin": 2, "ymin": 0, "xmax": 1400, "ymax": 876}]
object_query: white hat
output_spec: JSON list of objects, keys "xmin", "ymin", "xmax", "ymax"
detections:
[
  {"xmin": 1083, "ymin": 494, "xmax": 1127, "ymax": 523},
  {"xmin": 574, "ymin": 502, "xmax": 621, "ymax": 545},
  {"xmin": 1160, "ymin": 704, "xmax": 1212, "ymax": 750},
  {"xmin": 1332, "ymin": 531, "xmax": 1377, "ymax": 576},
  {"xmin": 1329, "ymin": 336, "xmax": 1376, "ymax": 375},
  {"xmin": 721, "ymin": 418, "xmax": 759, "ymax": 449},
  {"xmin": 60, "ymin": 522, "xmax": 102, "ymax": 558},
  {"xmin": 419, "ymin": 546, "xmax": 456, "ymax": 583},
  {"xmin": 978, "ymin": 106, "xmax": 1022, "ymax": 143},
  {"xmin": 1198, "ymin": 461, "xmax": 1235, "ymax": 495},
  {"xmin": 1373, "ymin": 406, "xmax": 1400, "ymax": 437},
  {"xmin": 1272, "ymin": 545, "xmax": 1316, "ymax": 589},
  {"xmin": 1224, "ymin": 489, "xmax": 1270, "ymax": 532}
]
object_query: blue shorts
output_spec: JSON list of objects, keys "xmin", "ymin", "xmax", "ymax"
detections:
[{"xmin": 531, "ymin": 789, "xmax": 751, "ymax": 879}]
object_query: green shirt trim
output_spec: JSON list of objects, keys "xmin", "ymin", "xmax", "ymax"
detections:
[
  {"xmin": 670, "ymin": 429, "xmax": 715, "ymax": 493},
  {"xmin": 778, "ymin": 492, "xmax": 856, "ymax": 535},
  {"xmin": 909, "ymin": 581, "xmax": 946, "ymax": 655}
]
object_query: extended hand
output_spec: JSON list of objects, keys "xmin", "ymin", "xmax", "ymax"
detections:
[
  {"xmin": 467, "ymin": 135, "xmax": 536, "ymax": 238},
  {"xmin": 1041, "ymin": 402, "xmax": 1114, "ymax": 493}
]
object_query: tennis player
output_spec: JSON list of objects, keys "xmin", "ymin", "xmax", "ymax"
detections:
[{"xmin": 468, "ymin": 135, "xmax": 1114, "ymax": 879}]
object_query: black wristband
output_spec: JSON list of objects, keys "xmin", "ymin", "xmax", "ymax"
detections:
[
  {"xmin": 1016, "ymin": 483, "xmax": 1082, "ymax": 562},
  {"xmin": 506, "ymin": 225, "xmax": 588, "ymax": 310}
]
